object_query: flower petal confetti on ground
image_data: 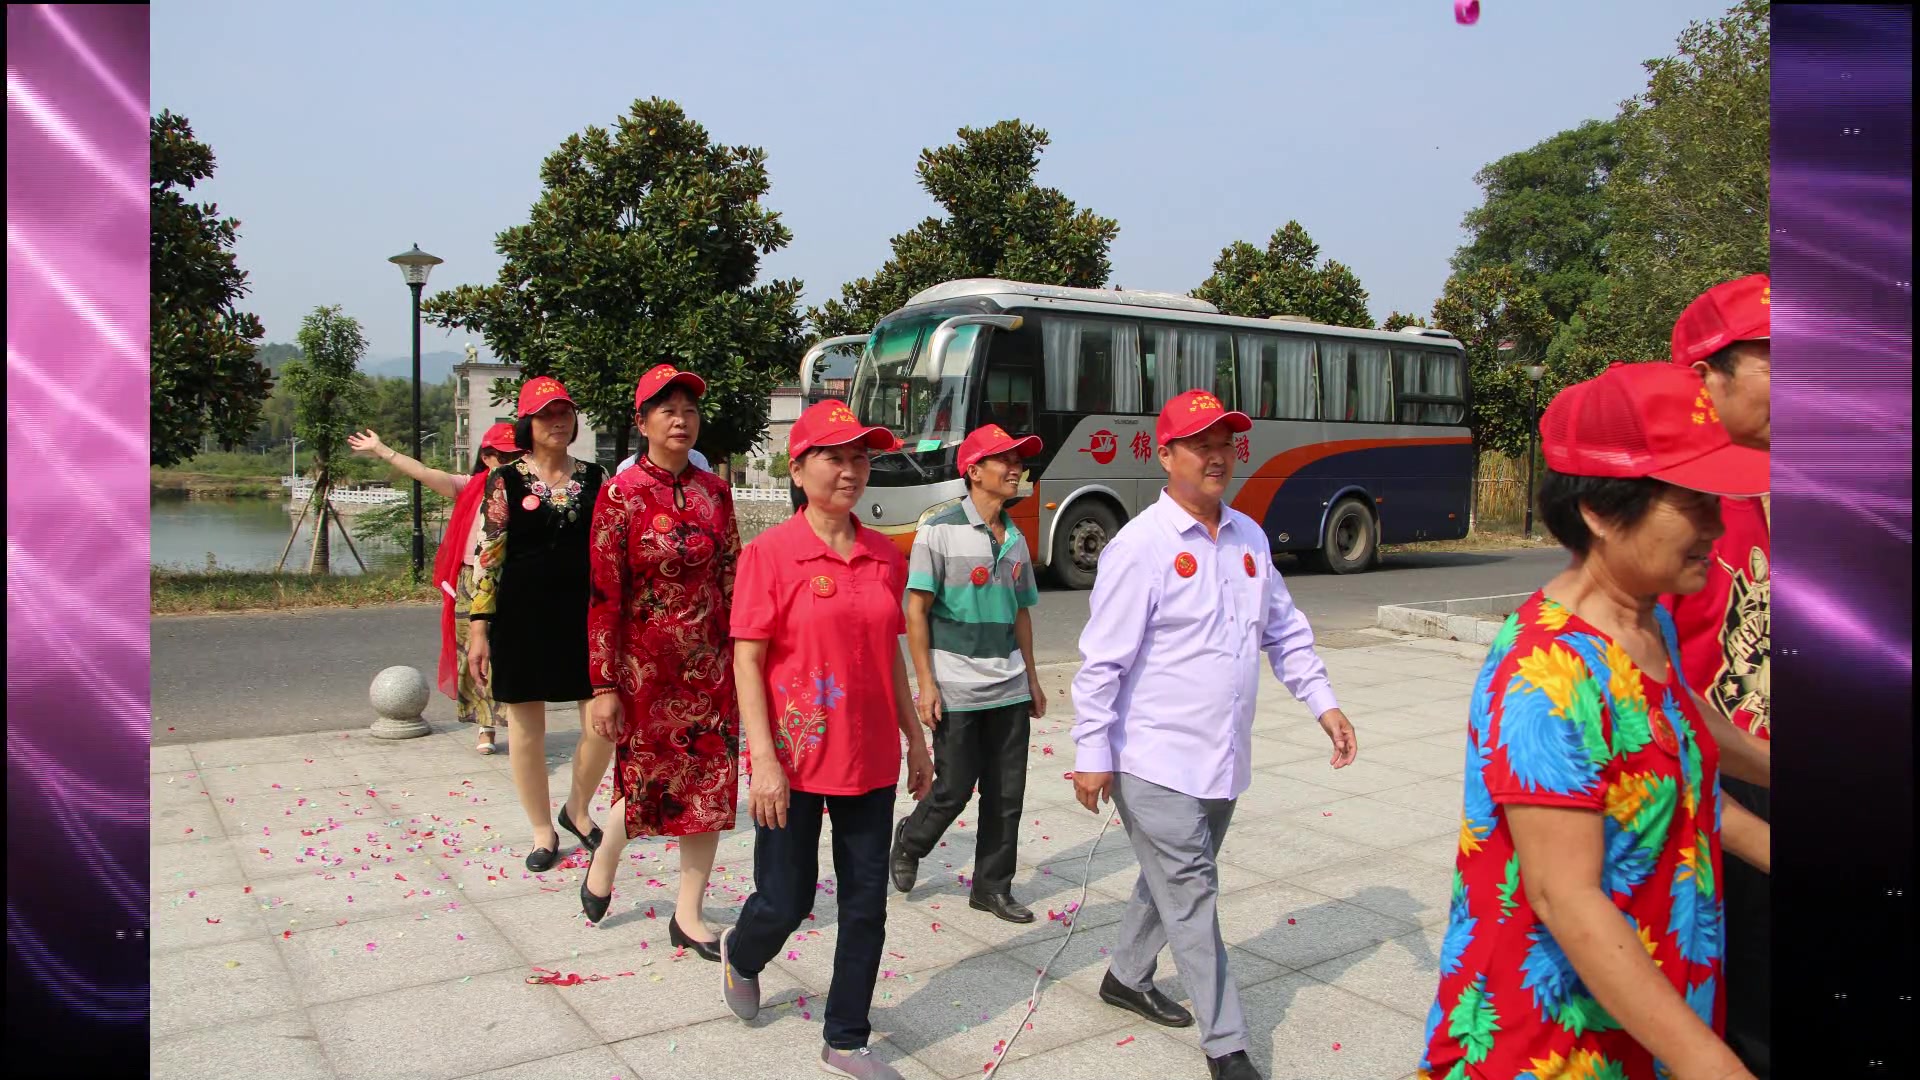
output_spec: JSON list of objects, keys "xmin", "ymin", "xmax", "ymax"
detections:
[{"xmin": 1115, "ymin": 1035, "xmax": 1135, "ymax": 1046}]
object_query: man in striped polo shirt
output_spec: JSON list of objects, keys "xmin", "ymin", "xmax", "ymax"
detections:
[{"xmin": 889, "ymin": 424, "xmax": 1047, "ymax": 924}]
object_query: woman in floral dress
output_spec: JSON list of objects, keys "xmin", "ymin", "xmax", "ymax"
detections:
[
  {"xmin": 581, "ymin": 365, "xmax": 739, "ymax": 960},
  {"xmin": 466, "ymin": 376, "xmax": 613, "ymax": 873},
  {"xmin": 1419, "ymin": 364, "xmax": 1773, "ymax": 1080}
]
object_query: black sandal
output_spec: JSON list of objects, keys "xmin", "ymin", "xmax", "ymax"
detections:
[{"xmin": 558, "ymin": 805, "xmax": 602, "ymax": 852}]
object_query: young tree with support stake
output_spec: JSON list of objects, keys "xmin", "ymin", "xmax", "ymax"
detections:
[{"xmin": 279, "ymin": 306, "xmax": 371, "ymax": 574}]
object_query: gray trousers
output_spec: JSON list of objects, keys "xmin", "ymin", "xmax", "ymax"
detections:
[{"xmin": 1110, "ymin": 772, "xmax": 1248, "ymax": 1058}]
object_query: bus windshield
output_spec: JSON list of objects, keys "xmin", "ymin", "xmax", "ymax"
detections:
[{"xmin": 848, "ymin": 310, "xmax": 983, "ymax": 451}]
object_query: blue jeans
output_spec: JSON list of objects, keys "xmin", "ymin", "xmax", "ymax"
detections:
[{"xmin": 727, "ymin": 784, "xmax": 894, "ymax": 1050}]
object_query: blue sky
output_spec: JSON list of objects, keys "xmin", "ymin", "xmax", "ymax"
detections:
[{"xmin": 152, "ymin": 0, "xmax": 1737, "ymax": 362}]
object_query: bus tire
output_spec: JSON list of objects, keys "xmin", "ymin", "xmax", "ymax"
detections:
[
  {"xmin": 1310, "ymin": 498, "xmax": 1377, "ymax": 575},
  {"xmin": 1051, "ymin": 499, "xmax": 1121, "ymax": 591}
]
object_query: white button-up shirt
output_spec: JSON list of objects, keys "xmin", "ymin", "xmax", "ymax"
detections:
[{"xmin": 1071, "ymin": 489, "xmax": 1339, "ymax": 801}]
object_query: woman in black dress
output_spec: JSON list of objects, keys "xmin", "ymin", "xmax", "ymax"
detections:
[{"xmin": 467, "ymin": 376, "xmax": 614, "ymax": 871}]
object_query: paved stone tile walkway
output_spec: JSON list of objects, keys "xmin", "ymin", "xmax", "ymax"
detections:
[{"xmin": 150, "ymin": 636, "xmax": 1487, "ymax": 1080}]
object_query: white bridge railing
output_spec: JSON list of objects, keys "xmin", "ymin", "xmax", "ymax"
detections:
[{"xmin": 283, "ymin": 476, "xmax": 786, "ymax": 507}]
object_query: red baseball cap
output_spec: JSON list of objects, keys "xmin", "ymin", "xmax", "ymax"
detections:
[
  {"xmin": 1156, "ymin": 389, "xmax": 1252, "ymax": 448},
  {"xmin": 956, "ymin": 424, "xmax": 1043, "ymax": 473},
  {"xmin": 789, "ymin": 399, "xmax": 902, "ymax": 459},
  {"xmin": 634, "ymin": 363, "xmax": 707, "ymax": 410},
  {"xmin": 516, "ymin": 375, "xmax": 574, "ymax": 417},
  {"xmin": 1671, "ymin": 274, "xmax": 1770, "ymax": 366},
  {"xmin": 478, "ymin": 422, "xmax": 519, "ymax": 454},
  {"xmin": 1541, "ymin": 362, "xmax": 1768, "ymax": 497}
]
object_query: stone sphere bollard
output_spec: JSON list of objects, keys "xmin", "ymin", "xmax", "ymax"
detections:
[{"xmin": 369, "ymin": 665, "xmax": 432, "ymax": 740}]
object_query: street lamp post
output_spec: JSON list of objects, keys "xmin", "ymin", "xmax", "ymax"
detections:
[
  {"xmin": 1524, "ymin": 363, "xmax": 1544, "ymax": 540},
  {"xmin": 288, "ymin": 435, "xmax": 301, "ymax": 481},
  {"xmin": 386, "ymin": 244, "xmax": 444, "ymax": 582}
]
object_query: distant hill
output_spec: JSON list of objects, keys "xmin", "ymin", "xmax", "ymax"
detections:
[
  {"xmin": 256, "ymin": 343, "xmax": 465, "ymax": 384},
  {"xmin": 361, "ymin": 351, "xmax": 466, "ymax": 384}
]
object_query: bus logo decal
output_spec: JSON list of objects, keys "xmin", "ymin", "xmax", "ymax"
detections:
[{"xmin": 1080, "ymin": 429, "xmax": 1119, "ymax": 465}]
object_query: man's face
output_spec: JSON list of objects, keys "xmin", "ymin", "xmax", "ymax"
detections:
[
  {"xmin": 1157, "ymin": 425, "xmax": 1235, "ymax": 502},
  {"xmin": 1697, "ymin": 340, "xmax": 1770, "ymax": 450},
  {"xmin": 967, "ymin": 450, "xmax": 1024, "ymax": 501}
]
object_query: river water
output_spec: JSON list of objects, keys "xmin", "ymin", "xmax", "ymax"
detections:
[{"xmin": 151, "ymin": 496, "xmax": 413, "ymax": 575}]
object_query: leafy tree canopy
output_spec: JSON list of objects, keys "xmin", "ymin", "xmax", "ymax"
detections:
[
  {"xmin": 150, "ymin": 110, "xmax": 271, "ymax": 466},
  {"xmin": 423, "ymin": 98, "xmax": 806, "ymax": 466},
  {"xmin": 1192, "ymin": 221, "xmax": 1373, "ymax": 328},
  {"xmin": 810, "ymin": 120, "xmax": 1119, "ymax": 337}
]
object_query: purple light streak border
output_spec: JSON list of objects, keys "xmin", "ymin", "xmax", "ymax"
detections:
[
  {"xmin": 5, "ymin": 1, "xmax": 152, "ymax": 1050},
  {"xmin": 1771, "ymin": 4, "xmax": 1913, "ymax": 1070}
]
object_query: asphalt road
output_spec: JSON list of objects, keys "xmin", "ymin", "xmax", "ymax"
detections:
[{"xmin": 152, "ymin": 545, "xmax": 1565, "ymax": 746}]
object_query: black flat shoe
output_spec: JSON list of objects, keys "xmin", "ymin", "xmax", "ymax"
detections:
[
  {"xmin": 968, "ymin": 892, "xmax": 1035, "ymax": 924},
  {"xmin": 1207, "ymin": 1050, "xmax": 1263, "ymax": 1080},
  {"xmin": 669, "ymin": 916, "xmax": 722, "ymax": 962},
  {"xmin": 581, "ymin": 876, "xmax": 612, "ymax": 923},
  {"xmin": 526, "ymin": 842, "xmax": 560, "ymax": 873},
  {"xmin": 889, "ymin": 818, "xmax": 919, "ymax": 894},
  {"xmin": 1098, "ymin": 970, "xmax": 1194, "ymax": 1028},
  {"xmin": 558, "ymin": 805, "xmax": 603, "ymax": 852}
]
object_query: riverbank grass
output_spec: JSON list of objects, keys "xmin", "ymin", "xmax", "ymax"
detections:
[{"xmin": 152, "ymin": 568, "xmax": 440, "ymax": 614}]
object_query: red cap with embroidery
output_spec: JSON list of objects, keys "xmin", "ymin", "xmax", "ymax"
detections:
[
  {"xmin": 634, "ymin": 363, "xmax": 707, "ymax": 409},
  {"xmin": 789, "ymin": 399, "xmax": 902, "ymax": 459},
  {"xmin": 1541, "ymin": 362, "xmax": 1768, "ymax": 497},
  {"xmin": 1671, "ymin": 274, "xmax": 1770, "ymax": 366},
  {"xmin": 1155, "ymin": 389, "xmax": 1252, "ymax": 448},
  {"xmin": 478, "ymin": 422, "xmax": 519, "ymax": 454},
  {"xmin": 956, "ymin": 424, "xmax": 1043, "ymax": 473},
  {"xmin": 516, "ymin": 376, "xmax": 574, "ymax": 417}
]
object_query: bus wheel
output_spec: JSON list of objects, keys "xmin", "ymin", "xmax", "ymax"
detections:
[
  {"xmin": 1310, "ymin": 498, "xmax": 1377, "ymax": 575},
  {"xmin": 1052, "ymin": 500, "xmax": 1120, "ymax": 590}
]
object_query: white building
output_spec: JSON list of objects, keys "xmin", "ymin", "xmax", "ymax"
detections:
[{"xmin": 451, "ymin": 358, "xmax": 603, "ymax": 472}]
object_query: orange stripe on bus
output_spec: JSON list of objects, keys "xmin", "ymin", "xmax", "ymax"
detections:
[
  {"xmin": 1229, "ymin": 437, "xmax": 1473, "ymax": 520},
  {"xmin": 1009, "ymin": 482, "xmax": 1041, "ymax": 561}
]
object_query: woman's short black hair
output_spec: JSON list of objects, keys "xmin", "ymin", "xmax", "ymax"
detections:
[
  {"xmin": 513, "ymin": 411, "xmax": 580, "ymax": 451},
  {"xmin": 1536, "ymin": 469, "xmax": 1665, "ymax": 556},
  {"xmin": 636, "ymin": 383, "xmax": 698, "ymax": 422}
]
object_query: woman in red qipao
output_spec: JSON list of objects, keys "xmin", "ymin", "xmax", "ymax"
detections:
[{"xmin": 580, "ymin": 364, "xmax": 740, "ymax": 960}]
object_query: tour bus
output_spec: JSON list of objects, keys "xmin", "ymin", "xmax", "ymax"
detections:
[{"xmin": 799, "ymin": 278, "xmax": 1473, "ymax": 587}]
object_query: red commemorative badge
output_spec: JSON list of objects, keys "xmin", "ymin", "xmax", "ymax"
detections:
[
  {"xmin": 1173, "ymin": 552, "xmax": 1198, "ymax": 578},
  {"xmin": 970, "ymin": 565, "xmax": 991, "ymax": 586},
  {"xmin": 1649, "ymin": 709, "xmax": 1681, "ymax": 756},
  {"xmin": 1244, "ymin": 553, "xmax": 1257, "ymax": 577},
  {"xmin": 652, "ymin": 513, "xmax": 674, "ymax": 533},
  {"xmin": 520, "ymin": 494, "xmax": 541, "ymax": 512},
  {"xmin": 810, "ymin": 575, "xmax": 837, "ymax": 598}
]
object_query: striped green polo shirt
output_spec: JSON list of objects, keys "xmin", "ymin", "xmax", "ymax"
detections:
[{"xmin": 905, "ymin": 494, "xmax": 1042, "ymax": 712}]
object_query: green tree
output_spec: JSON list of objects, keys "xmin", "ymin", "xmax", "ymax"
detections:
[
  {"xmin": 1192, "ymin": 221, "xmax": 1373, "ymax": 328},
  {"xmin": 810, "ymin": 120, "xmax": 1119, "ymax": 336},
  {"xmin": 282, "ymin": 306, "xmax": 372, "ymax": 572},
  {"xmin": 1562, "ymin": 0, "xmax": 1770, "ymax": 371},
  {"xmin": 1381, "ymin": 311, "xmax": 1429, "ymax": 332},
  {"xmin": 424, "ymin": 98, "xmax": 806, "ymax": 468},
  {"xmin": 1431, "ymin": 266, "xmax": 1556, "ymax": 459},
  {"xmin": 150, "ymin": 110, "xmax": 271, "ymax": 466},
  {"xmin": 1452, "ymin": 119, "xmax": 1622, "ymax": 329}
]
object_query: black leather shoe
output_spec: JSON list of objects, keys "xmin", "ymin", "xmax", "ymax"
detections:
[
  {"xmin": 1098, "ymin": 970, "xmax": 1193, "ymax": 1027},
  {"xmin": 670, "ymin": 916, "xmax": 722, "ymax": 962},
  {"xmin": 526, "ymin": 842, "xmax": 560, "ymax": 873},
  {"xmin": 968, "ymin": 892, "xmax": 1035, "ymax": 924},
  {"xmin": 580, "ymin": 876, "xmax": 611, "ymax": 923},
  {"xmin": 1207, "ymin": 1050, "xmax": 1262, "ymax": 1080},
  {"xmin": 558, "ymin": 805, "xmax": 602, "ymax": 852},
  {"xmin": 889, "ymin": 818, "xmax": 919, "ymax": 894}
]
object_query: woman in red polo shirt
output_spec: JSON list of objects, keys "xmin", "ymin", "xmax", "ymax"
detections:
[
  {"xmin": 718, "ymin": 400, "xmax": 933, "ymax": 1080},
  {"xmin": 1418, "ymin": 364, "xmax": 1772, "ymax": 1080}
]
